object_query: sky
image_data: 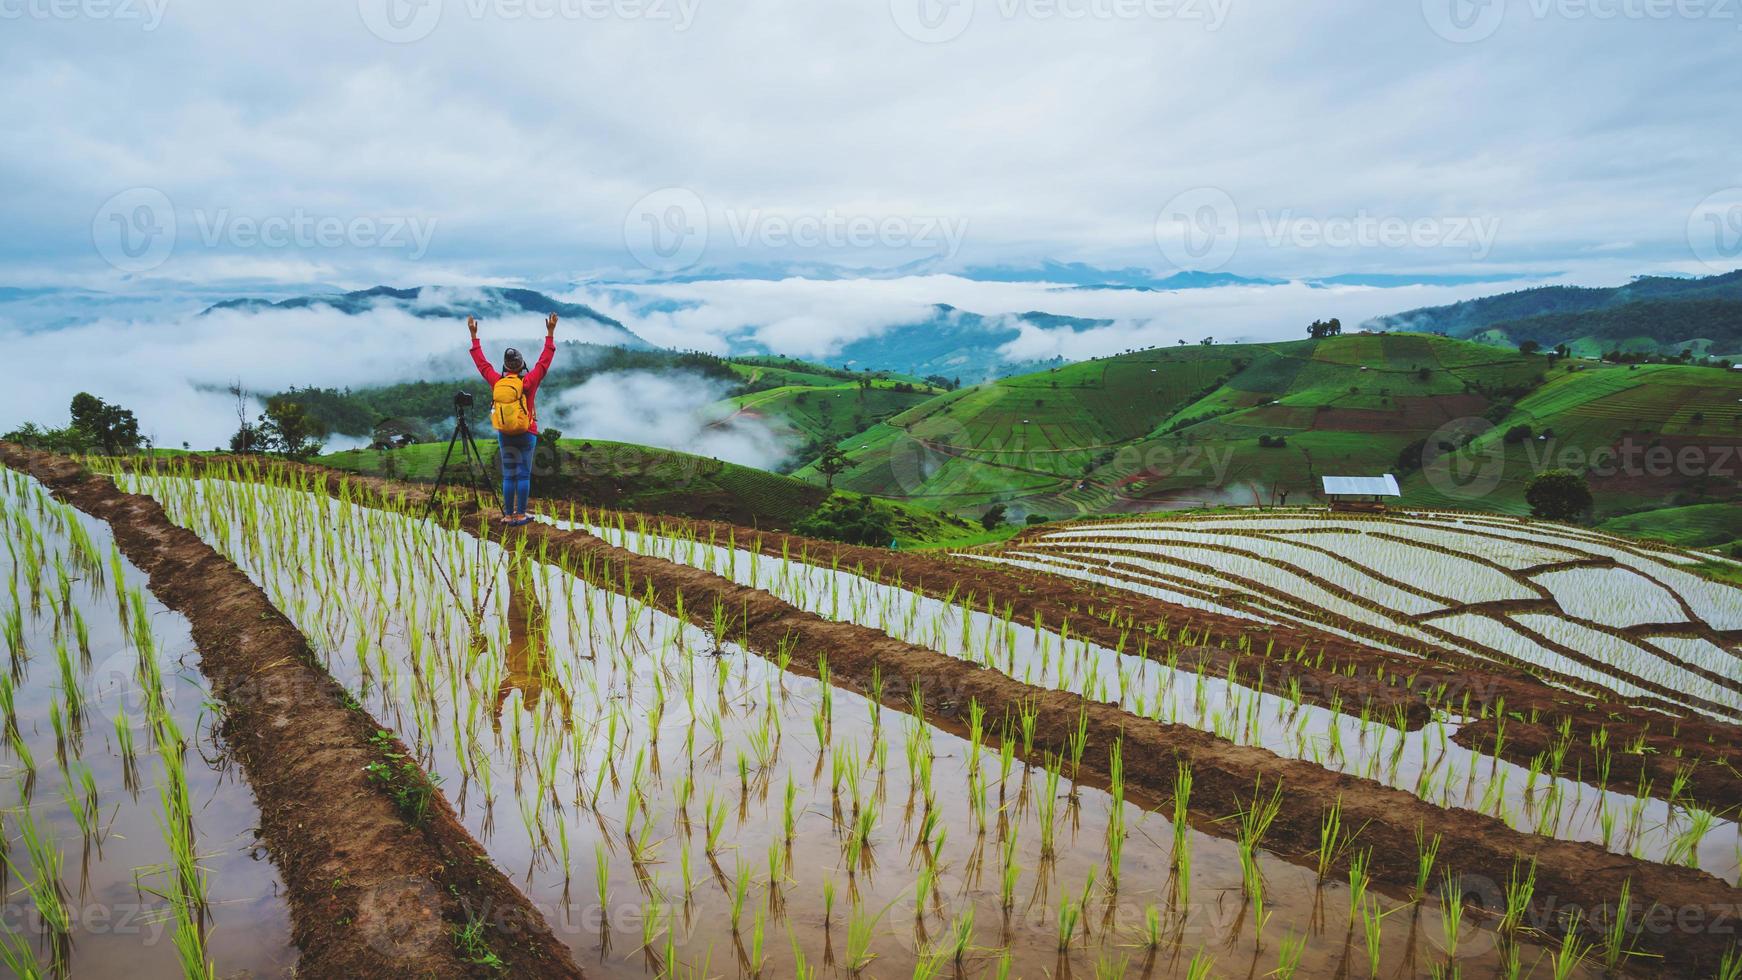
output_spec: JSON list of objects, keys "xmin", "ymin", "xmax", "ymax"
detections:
[
  {"xmin": 3, "ymin": 0, "xmax": 1740, "ymax": 447},
  {"xmin": 3, "ymin": 0, "xmax": 1739, "ymax": 284}
]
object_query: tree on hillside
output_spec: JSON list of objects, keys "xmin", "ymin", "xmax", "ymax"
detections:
[
  {"xmin": 794, "ymin": 495, "xmax": 892, "ymax": 546},
  {"xmin": 1525, "ymin": 469, "xmax": 1593, "ymax": 521},
  {"xmin": 1519, "ymin": 340, "xmax": 1541, "ymax": 355},
  {"xmin": 980, "ymin": 504, "xmax": 1008, "ymax": 531},
  {"xmin": 258, "ymin": 398, "xmax": 324, "ymax": 460},
  {"xmin": 1307, "ymin": 318, "xmax": 1343, "ymax": 339},
  {"xmin": 815, "ymin": 445, "xmax": 851, "ymax": 490},
  {"xmin": 69, "ymin": 392, "xmax": 142, "ymax": 455},
  {"xmin": 228, "ymin": 382, "xmax": 265, "ymax": 454}
]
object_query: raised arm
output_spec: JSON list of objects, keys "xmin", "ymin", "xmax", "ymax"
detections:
[
  {"xmin": 467, "ymin": 316, "xmax": 500, "ymax": 384},
  {"xmin": 525, "ymin": 313, "xmax": 558, "ymax": 389}
]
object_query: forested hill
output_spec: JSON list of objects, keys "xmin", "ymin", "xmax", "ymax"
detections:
[{"xmin": 1367, "ymin": 270, "xmax": 1742, "ymax": 354}]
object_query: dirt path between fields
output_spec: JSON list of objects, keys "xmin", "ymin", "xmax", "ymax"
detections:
[
  {"xmin": 106, "ymin": 454, "xmax": 1742, "ymax": 974},
  {"xmin": 621, "ymin": 511, "xmax": 1742, "ymax": 811},
  {"xmin": 0, "ymin": 445, "xmax": 583, "ymax": 979},
  {"xmin": 493, "ymin": 509, "xmax": 1742, "ymax": 977}
]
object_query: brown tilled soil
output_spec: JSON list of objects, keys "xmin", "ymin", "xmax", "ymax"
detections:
[
  {"xmin": 104, "ymin": 454, "xmax": 1742, "ymax": 974},
  {"xmin": 1454, "ymin": 716, "xmax": 1742, "ymax": 817},
  {"xmin": 585, "ymin": 511, "xmax": 1742, "ymax": 759},
  {"xmin": 0, "ymin": 445, "xmax": 582, "ymax": 979},
  {"xmin": 486, "ymin": 511, "xmax": 1742, "ymax": 977}
]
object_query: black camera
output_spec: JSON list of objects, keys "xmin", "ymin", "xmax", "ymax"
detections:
[{"xmin": 454, "ymin": 390, "xmax": 475, "ymax": 409}]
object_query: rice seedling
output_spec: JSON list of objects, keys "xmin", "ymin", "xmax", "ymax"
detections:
[
  {"xmin": 1414, "ymin": 823, "xmax": 1442, "ymax": 899},
  {"xmin": 843, "ymin": 900, "xmax": 888, "ymax": 974},
  {"xmin": 1551, "ymin": 910, "xmax": 1591, "ymax": 980},
  {"xmin": 1361, "ymin": 896, "xmax": 1389, "ymax": 976}
]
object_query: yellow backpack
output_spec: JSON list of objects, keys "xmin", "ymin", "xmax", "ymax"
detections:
[{"xmin": 491, "ymin": 374, "xmax": 531, "ymax": 435}]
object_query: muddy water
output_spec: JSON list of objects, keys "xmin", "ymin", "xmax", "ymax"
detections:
[
  {"xmin": 118, "ymin": 474, "xmax": 1607, "ymax": 978},
  {"xmin": 577, "ymin": 521, "xmax": 1742, "ymax": 884},
  {"xmin": 0, "ymin": 475, "xmax": 295, "ymax": 977}
]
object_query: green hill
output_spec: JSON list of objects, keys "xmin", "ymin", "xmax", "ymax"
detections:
[
  {"xmin": 320, "ymin": 437, "xmax": 974, "ymax": 543},
  {"xmin": 1403, "ymin": 362, "xmax": 1742, "ymax": 519},
  {"xmin": 803, "ymin": 334, "xmax": 1553, "ymax": 512},
  {"xmin": 1369, "ymin": 270, "xmax": 1742, "ymax": 358},
  {"xmin": 797, "ymin": 332, "xmax": 1742, "ymax": 538},
  {"xmin": 1598, "ymin": 503, "xmax": 1742, "ymax": 556},
  {"xmin": 711, "ymin": 367, "xmax": 944, "ymax": 469},
  {"xmin": 1468, "ymin": 298, "xmax": 1742, "ymax": 359}
]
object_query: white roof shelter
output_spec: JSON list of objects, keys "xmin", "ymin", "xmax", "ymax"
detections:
[{"xmin": 1321, "ymin": 474, "xmax": 1400, "ymax": 497}]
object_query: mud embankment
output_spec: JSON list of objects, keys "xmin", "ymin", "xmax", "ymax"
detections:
[
  {"xmin": 0, "ymin": 445, "xmax": 582, "ymax": 979},
  {"xmin": 489, "ymin": 515, "xmax": 1742, "ymax": 977}
]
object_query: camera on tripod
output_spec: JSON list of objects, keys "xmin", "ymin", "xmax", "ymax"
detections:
[{"xmin": 428, "ymin": 390, "xmax": 493, "ymax": 515}]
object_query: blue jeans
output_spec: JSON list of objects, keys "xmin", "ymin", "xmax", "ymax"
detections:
[{"xmin": 497, "ymin": 432, "xmax": 537, "ymax": 514}]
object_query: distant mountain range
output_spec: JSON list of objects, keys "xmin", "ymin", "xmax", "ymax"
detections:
[
  {"xmin": 730, "ymin": 304, "xmax": 1100, "ymax": 381},
  {"xmin": 1367, "ymin": 270, "xmax": 1742, "ymax": 357},
  {"xmin": 203, "ymin": 285, "xmax": 651, "ymax": 349},
  {"xmin": 634, "ymin": 258, "xmax": 1530, "ymax": 291}
]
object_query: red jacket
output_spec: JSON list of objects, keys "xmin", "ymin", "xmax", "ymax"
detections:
[{"xmin": 471, "ymin": 336, "xmax": 556, "ymax": 434}]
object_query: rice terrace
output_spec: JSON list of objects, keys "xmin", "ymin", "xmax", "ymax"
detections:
[
  {"xmin": 3, "ymin": 368, "xmax": 1741, "ymax": 977},
  {"xmin": 8, "ymin": 4, "xmax": 1742, "ymax": 979}
]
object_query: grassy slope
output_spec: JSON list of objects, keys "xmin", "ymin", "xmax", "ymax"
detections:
[
  {"xmin": 319, "ymin": 437, "xmax": 974, "ymax": 544},
  {"xmin": 801, "ymin": 333, "xmax": 1742, "ymax": 543},
  {"xmin": 716, "ymin": 380, "xmax": 939, "ymax": 444},
  {"xmin": 804, "ymin": 334, "xmax": 1546, "ymax": 512},
  {"xmin": 797, "ymin": 344, "xmax": 1244, "ymax": 505},
  {"xmin": 1402, "ymin": 362, "xmax": 1742, "ymax": 520},
  {"xmin": 321, "ymin": 335, "xmax": 1739, "ymax": 546},
  {"xmin": 1599, "ymin": 503, "xmax": 1742, "ymax": 554}
]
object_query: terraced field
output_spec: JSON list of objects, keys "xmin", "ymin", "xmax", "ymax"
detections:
[
  {"xmin": 970, "ymin": 510, "xmax": 1742, "ymax": 721},
  {"xmin": 8, "ymin": 445, "xmax": 1742, "ymax": 978},
  {"xmin": 801, "ymin": 335, "xmax": 1742, "ymax": 538}
]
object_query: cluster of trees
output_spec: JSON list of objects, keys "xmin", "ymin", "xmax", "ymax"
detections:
[
  {"xmin": 3, "ymin": 393, "xmax": 144, "ymax": 455},
  {"xmin": 1307, "ymin": 318, "xmax": 1344, "ymax": 339},
  {"xmin": 1525, "ymin": 470, "xmax": 1592, "ymax": 521},
  {"xmin": 227, "ymin": 386, "xmax": 324, "ymax": 460},
  {"xmin": 793, "ymin": 494, "xmax": 892, "ymax": 546}
]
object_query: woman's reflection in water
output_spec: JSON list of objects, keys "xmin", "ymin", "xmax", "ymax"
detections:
[{"xmin": 493, "ymin": 562, "xmax": 572, "ymax": 730}]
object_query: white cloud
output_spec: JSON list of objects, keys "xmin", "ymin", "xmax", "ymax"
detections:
[
  {"xmin": 547, "ymin": 371, "xmax": 793, "ymax": 471},
  {"xmin": 570, "ymin": 274, "xmax": 1563, "ymax": 362},
  {"xmin": 0, "ymin": 1, "xmax": 1737, "ymax": 284},
  {"xmin": 0, "ymin": 303, "xmax": 555, "ymax": 449}
]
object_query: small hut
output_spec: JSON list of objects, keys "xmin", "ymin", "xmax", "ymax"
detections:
[{"xmin": 1321, "ymin": 474, "xmax": 1400, "ymax": 513}]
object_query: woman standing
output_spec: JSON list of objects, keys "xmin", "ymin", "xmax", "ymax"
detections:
[{"xmin": 468, "ymin": 313, "xmax": 558, "ymax": 525}]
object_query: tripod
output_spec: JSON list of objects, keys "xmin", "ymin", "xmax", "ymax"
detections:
[{"xmin": 428, "ymin": 393, "xmax": 496, "ymax": 516}]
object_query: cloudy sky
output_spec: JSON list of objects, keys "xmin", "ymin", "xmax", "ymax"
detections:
[
  {"xmin": 3, "ymin": 0, "xmax": 1739, "ymax": 285},
  {"xmin": 2, "ymin": 0, "xmax": 1739, "ymax": 446}
]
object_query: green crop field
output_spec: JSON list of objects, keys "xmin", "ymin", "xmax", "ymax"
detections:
[
  {"xmin": 795, "ymin": 334, "xmax": 1742, "ymax": 537},
  {"xmin": 323, "ymin": 438, "xmax": 830, "ymax": 527},
  {"xmin": 319, "ymin": 436, "xmax": 978, "ymax": 544},
  {"xmin": 716, "ymin": 382, "xmax": 938, "ymax": 446},
  {"xmin": 1599, "ymin": 503, "xmax": 1742, "ymax": 554}
]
